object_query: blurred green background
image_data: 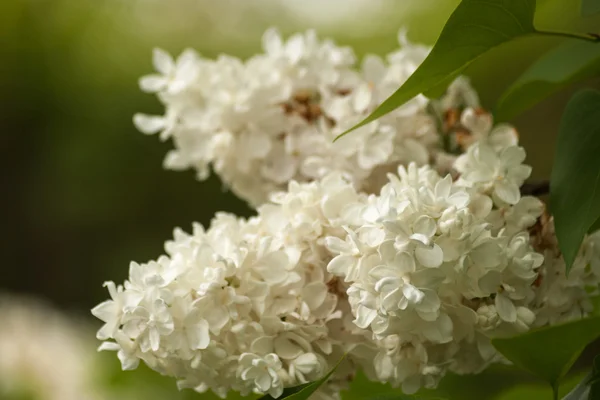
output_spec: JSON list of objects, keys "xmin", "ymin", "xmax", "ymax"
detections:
[{"xmin": 1, "ymin": 0, "xmax": 600, "ymax": 398}]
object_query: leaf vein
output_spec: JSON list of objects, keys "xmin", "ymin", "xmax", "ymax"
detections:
[
  {"xmin": 458, "ymin": 23, "xmax": 512, "ymax": 39},
  {"xmin": 471, "ymin": 0, "xmax": 529, "ymax": 31}
]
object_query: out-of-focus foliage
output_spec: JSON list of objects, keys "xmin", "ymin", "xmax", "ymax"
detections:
[
  {"xmin": 582, "ymin": 0, "xmax": 600, "ymax": 16},
  {"xmin": 495, "ymin": 41, "xmax": 600, "ymax": 121}
]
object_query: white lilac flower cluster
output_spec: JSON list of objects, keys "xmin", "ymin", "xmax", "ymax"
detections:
[
  {"xmin": 93, "ymin": 126, "xmax": 600, "ymax": 398},
  {"xmin": 93, "ymin": 175, "xmax": 371, "ymax": 399},
  {"xmin": 0, "ymin": 294, "xmax": 106, "ymax": 400},
  {"xmin": 325, "ymin": 162, "xmax": 544, "ymax": 392},
  {"xmin": 95, "ymin": 29, "xmax": 600, "ymax": 400},
  {"xmin": 133, "ymin": 28, "xmax": 478, "ymax": 206}
]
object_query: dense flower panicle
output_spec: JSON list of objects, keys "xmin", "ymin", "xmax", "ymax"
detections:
[
  {"xmin": 530, "ymin": 217, "xmax": 600, "ymax": 326},
  {"xmin": 93, "ymin": 176, "xmax": 376, "ymax": 399},
  {"xmin": 93, "ymin": 150, "xmax": 600, "ymax": 398},
  {"xmin": 324, "ymin": 162, "xmax": 545, "ymax": 393},
  {"xmin": 96, "ymin": 27, "xmax": 600, "ymax": 400},
  {"xmin": 134, "ymin": 28, "xmax": 479, "ymax": 206}
]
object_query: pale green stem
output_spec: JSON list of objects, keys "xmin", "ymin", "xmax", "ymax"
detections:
[
  {"xmin": 535, "ymin": 29, "xmax": 600, "ymax": 43},
  {"xmin": 552, "ymin": 381, "xmax": 560, "ymax": 400}
]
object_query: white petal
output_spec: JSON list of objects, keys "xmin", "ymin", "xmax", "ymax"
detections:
[
  {"xmin": 478, "ymin": 271, "xmax": 502, "ymax": 294},
  {"xmin": 269, "ymin": 383, "xmax": 283, "ymax": 399},
  {"xmin": 354, "ymin": 305, "xmax": 377, "ymax": 329},
  {"xmin": 294, "ymin": 353, "xmax": 318, "ymax": 374},
  {"xmin": 436, "ymin": 237, "xmax": 460, "ymax": 262},
  {"xmin": 413, "ymin": 215, "xmax": 436, "ymax": 238},
  {"xmin": 393, "ymin": 251, "xmax": 416, "ymax": 273},
  {"xmin": 410, "ymin": 233, "xmax": 430, "ymax": 246},
  {"xmin": 258, "ymin": 252, "xmax": 289, "ymax": 284},
  {"xmin": 262, "ymin": 27, "xmax": 283, "ymax": 54},
  {"xmin": 285, "ymin": 34, "xmax": 304, "ymax": 63},
  {"xmin": 352, "ymin": 84, "xmax": 372, "ymax": 112},
  {"xmin": 466, "ymin": 168, "xmax": 495, "ymax": 183},
  {"xmin": 422, "ymin": 314, "xmax": 453, "ymax": 343},
  {"xmin": 274, "ymin": 336, "xmax": 302, "ymax": 360},
  {"xmin": 362, "ymin": 54, "xmax": 386, "ymax": 84},
  {"xmin": 460, "ymin": 107, "xmax": 492, "ymax": 135},
  {"xmin": 375, "ymin": 277, "xmax": 402, "ymax": 293},
  {"xmin": 325, "ymin": 237, "xmax": 351, "ymax": 254},
  {"xmin": 447, "ymin": 191, "xmax": 470, "ymax": 208},
  {"xmin": 358, "ymin": 130, "xmax": 394, "ymax": 169},
  {"xmin": 327, "ymin": 255, "xmax": 354, "ymax": 277},
  {"xmin": 516, "ymin": 307, "xmax": 536, "ymax": 326},
  {"xmin": 495, "ymin": 294, "xmax": 517, "ymax": 323},
  {"xmin": 500, "ymin": 146, "xmax": 526, "ymax": 166},
  {"xmin": 133, "ymin": 113, "xmax": 165, "ymax": 134},
  {"xmin": 360, "ymin": 226, "xmax": 385, "ymax": 247},
  {"xmin": 139, "ymin": 75, "xmax": 167, "ymax": 92},
  {"xmin": 255, "ymin": 373, "xmax": 272, "ymax": 392},
  {"xmin": 469, "ymin": 194, "xmax": 493, "ymax": 219},
  {"xmin": 91, "ymin": 301, "xmax": 116, "ymax": 323},
  {"xmin": 118, "ymin": 351, "xmax": 139, "ymax": 370},
  {"xmin": 402, "ymin": 283, "xmax": 425, "ymax": 304},
  {"xmin": 494, "ymin": 180, "xmax": 520, "ymax": 205},
  {"xmin": 369, "ymin": 266, "xmax": 398, "ymax": 281},
  {"xmin": 96, "ymin": 323, "xmax": 116, "ymax": 340},
  {"xmin": 415, "ymin": 244, "xmax": 443, "ymax": 268},
  {"xmin": 489, "ymin": 124, "xmax": 518, "ymax": 148},
  {"xmin": 402, "ymin": 377, "xmax": 421, "ymax": 395},
  {"xmin": 98, "ymin": 341, "xmax": 120, "ymax": 352},
  {"xmin": 508, "ymin": 164, "xmax": 533, "ymax": 182},
  {"xmin": 303, "ymin": 282, "xmax": 327, "ymax": 310},
  {"xmin": 381, "ymin": 289, "xmax": 401, "ymax": 311},
  {"xmin": 152, "ymin": 48, "xmax": 174, "ymax": 75},
  {"xmin": 149, "ymin": 328, "xmax": 161, "ymax": 351},
  {"xmin": 470, "ymin": 241, "xmax": 502, "ymax": 268},
  {"xmin": 417, "ymin": 289, "xmax": 440, "ymax": 313},
  {"xmin": 435, "ymin": 175, "xmax": 453, "ymax": 199},
  {"xmin": 188, "ymin": 319, "xmax": 210, "ymax": 350}
]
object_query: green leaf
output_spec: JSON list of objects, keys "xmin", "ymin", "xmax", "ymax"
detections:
[
  {"xmin": 258, "ymin": 356, "xmax": 345, "ymax": 400},
  {"xmin": 589, "ymin": 217, "xmax": 600, "ymax": 234},
  {"xmin": 550, "ymin": 89, "xmax": 600, "ymax": 273},
  {"xmin": 582, "ymin": 0, "xmax": 600, "ymax": 17},
  {"xmin": 493, "ymin": 371, "xmax": 587, "ymax": 400},
  {"xmin": 491, "ymin": 316, "xmax": 600, "ymax": 393},
  {"xmin": 334, "ymin": 0, "xmax": 538, "ymax": 141},
  {"xmin": 495, "ymin": 41, "xmax": 600, "ymax": 121},
  {"xmin": 334, "ymin": 0, "xmax": 600, "ymax": 142},
  {"xmin": 365, "ymin": 395, "xmax": 445, "ymax": 400}
]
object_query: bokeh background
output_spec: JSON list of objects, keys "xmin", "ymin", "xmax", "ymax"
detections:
[{"xmin": 2, "ymin": 0, "xmax": 600, "ymax": 398}]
